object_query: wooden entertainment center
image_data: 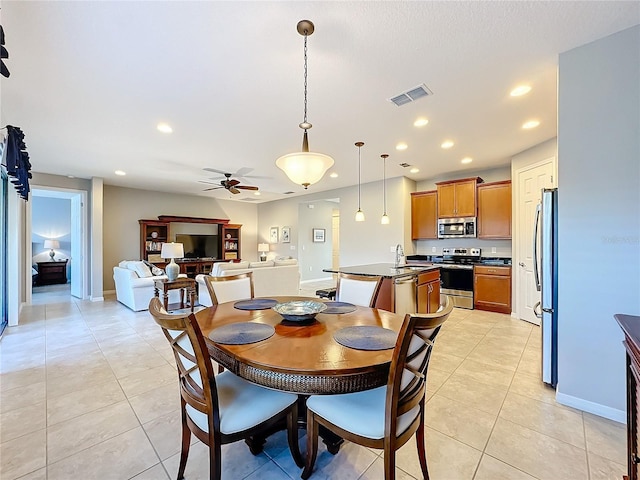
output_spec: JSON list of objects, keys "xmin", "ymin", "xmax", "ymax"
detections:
[{"xmin": 139, "ymin": 215, "xmax": 242, "ymax": 277}]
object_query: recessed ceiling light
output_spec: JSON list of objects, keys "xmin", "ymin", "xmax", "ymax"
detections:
[
  {"xmin": 510, "ymin": 85, "xmax": 532, "ymax": 97},
  {"xmin": 115, "ymin": 170, "xmax": 126, "ymax": 176},
  {"xmin": 67, "ymin": 175, "xmax": 75, "ymax": 179},
  {"xmin": 461, "ymin": 157, "xmax": 473, "ymax": 164},
  {"xmin": 157, "ymin": 123, "xmax": 173, "ymax": 133},
  {"xmin": 254, "ymin": 191, "xmax": 261, "ymax": 196},
  {"xmin": 396, "ymin": 142, "xmax": 408, "ymax": 151},
  {"xmin": 441, "ymin": 140, "xmax": 454, "ymax": 149},
  {"xmin": 410, "ymin": 167, "xmax": 420, "ymax": 174},
  {"xmin": 413, "ymin": 118, "xmax": 429, "ymax": 127},
  {"xmin": 330, "ymin": 172, "xmax": 338, "ymax": 178},
  {"xmin": 522, "ymin": 120, "xmax": 540, "ymax": 129}
]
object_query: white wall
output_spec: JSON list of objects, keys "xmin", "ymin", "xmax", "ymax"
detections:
[
  {"xmin": 556, "ymin": 25, "xmax": 640, "ymax": 421},
  {"xmin": 103, "ymin": 185, "xmax": 258, "ymax": 291}
]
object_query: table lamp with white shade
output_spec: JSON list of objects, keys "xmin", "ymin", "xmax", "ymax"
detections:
[
  {"xmin": 161, "ymin": 242, "xmax": 184, "ymax": 281},
  {"xmin": 258, "ymin": 243, "xmax": 269, "ymax": 262},
  {"xmin": 44, "ymin": 239, "xmax": 60, "ymax": 260}
]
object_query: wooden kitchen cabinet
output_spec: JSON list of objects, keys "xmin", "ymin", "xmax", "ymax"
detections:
[
  {"xmin": 436, "ymin": 177, "xmax": 482, "ymax": 218},
  {"xmin": 615, "ymin": 314, "xmax": 640, "ymax": 480},
  {"xmin": 411, "ymin": 190, "xmax": 437, "ymax": 239},
  {"xmin": 474, "ymin": 265, "xmax": 511, "ymax": 314},
  {"xmin": 478, "ymin": 180, "xmax": 512, "ymax": 239},
  {"xmin": 417, "ymin": 270, "xmax": 441, "ymax": 313}
]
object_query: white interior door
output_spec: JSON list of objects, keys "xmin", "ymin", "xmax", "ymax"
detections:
[{"xmin": 516, "ymin": 160, "xmax": 555, "ymax": 325}]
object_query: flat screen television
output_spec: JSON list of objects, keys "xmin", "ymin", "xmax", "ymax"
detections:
[{"xmin": 175, "ymin": 234, "xmax": 219, "ymax": 259}]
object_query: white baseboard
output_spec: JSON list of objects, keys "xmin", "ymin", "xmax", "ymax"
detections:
[
  {"xmin": 555, "ymin": 390, "xmax": 626, "ymax": 424},
  {"xmin": 300, "ymin": 277, "xmax": 334, "ymax": 284}
]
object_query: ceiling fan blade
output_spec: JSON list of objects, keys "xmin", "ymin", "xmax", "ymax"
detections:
[
  {"xmin": 235, "ymin": 167, "xmax": 253, "ymax": 177},
  {"xmin": 227, "ymin": 179, "xmax": 240, "ymax": 187},
  {"xmin": 198, "ymin": 180, "xmax": 220, "ymax": 185},
  {"xmin": 236, "ymin": 185, "xmax": 259, "ymax": 191},
  {"xmin": 203, "ymin": 167, "xmax": 227, "ymax": 175},
  {"xmin": 202, "ymin": 186, "xmax": 224, "ymax": 191},
  {"xmin": 229, "ymin": 187, "xmax": 241, "ymax": 194}
]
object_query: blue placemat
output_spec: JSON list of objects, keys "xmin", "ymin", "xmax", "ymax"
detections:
[
  {"xmin": 333, "ymin": 326, "xmax": 397, "ymax": 351},
  {"xmin": 208, "ymin": 322, "xmax": 275, "ymax": 345},
  {"xmin": 234, "ymin": 298, "xmax": 278, "ymax": 310},
  {"xmin": 322, "ymin": 301, "xmax": 357, "ymax": 314}
]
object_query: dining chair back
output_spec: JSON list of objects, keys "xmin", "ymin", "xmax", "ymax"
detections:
[
  {"xmin": 302, "ymin": 296, "xmax": 454, "ymax": 480},
  {"xmin": 336, "ymin": 273, "xmax": 383, "ymax": 307},
  {"xmin": 203, "ymin": 272, "xmax": 254, "ymax": 305},
  {"xmin": 148, "ymin": 297, "xmax": 303, "ymax": 480}
]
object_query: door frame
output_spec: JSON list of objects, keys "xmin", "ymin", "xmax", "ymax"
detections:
[
  {"xmin": 26, "ymin": 186, "xmax": 89, "ymax": 302},
  {"xmin": 513, "ymin": 156, "xmax": 557, "ymax": 322}
]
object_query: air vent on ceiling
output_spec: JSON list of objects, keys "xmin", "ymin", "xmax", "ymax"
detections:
[
  {"xmin": 389, "ymin": 84, "xmax": 433, "ymax": 107},
  {"xmin": 399, "ymin": 163, "xmax": 411, "ymax": 168},
  {"xmin": 283, "ymin": 191, "xmax": 295, "ymax": 195}
]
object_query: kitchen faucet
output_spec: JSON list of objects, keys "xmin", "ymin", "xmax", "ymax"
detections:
[{"xmin": 395, "ymin": 244, "xmax": 404, "ymax": 268}]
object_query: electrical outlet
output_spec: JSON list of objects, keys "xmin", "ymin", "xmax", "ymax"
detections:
[
  {"xmin": 390, "ymin": 246, "xmax": 396, "ymax": 253},
  {"xmin": 431, "ymin": 246, "xmax": 437, "ymax": 253},
  {"xmin": 290, "ymin": 245, "xmax": 296, "ymax": 250},
  {"xmin": 491, "ymin": 247, "xmax": 497, "ymax": 254},
  {"xmin": 309, "ymin": 266, "xmax": 313, "ymax": 271}
]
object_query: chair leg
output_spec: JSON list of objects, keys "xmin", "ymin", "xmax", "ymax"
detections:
[
  {"xmin": 287, "ymin": 402, "xmax": 304, "ymax": 468},
  {"xmin": 383, "ymin": 445, "xmax": 396, "ymax": 480},
  {"xmin": 209, "ymin": 439, "xmax": 222, "ymax": 480},
  {"xmin": 177, "ymin": 407, "xmax": 191, "ymax": 480},
  {"xmin": 301, "ymin": 409, "xmax": 319, "ymax": 479},
  {"xmin": 416, "ymin": 411, "xmax": 429, "ymax": 480}
]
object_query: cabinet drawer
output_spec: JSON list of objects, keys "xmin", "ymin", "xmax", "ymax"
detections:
[
  {"xmin": 475, "ymin": 265, "xmax": 511, "ymax": 276},
  {"xmin": 417, "ymin": 270, "xmax": 440, "ymax": 285}
]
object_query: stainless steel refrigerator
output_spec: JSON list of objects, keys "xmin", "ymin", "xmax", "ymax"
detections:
[{"xmin": 534, "ymin": 188, "xmax": 558, "ymax": 387}]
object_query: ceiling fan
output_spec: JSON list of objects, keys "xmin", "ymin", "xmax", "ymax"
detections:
[{"xmin": 200, "ymin": 173, "xmax": 259, "ymax": 195}]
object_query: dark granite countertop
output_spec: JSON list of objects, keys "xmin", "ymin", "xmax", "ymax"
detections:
[{"xmin": 322, "ymin": 262, "xmax": 440, "ymax": 279}]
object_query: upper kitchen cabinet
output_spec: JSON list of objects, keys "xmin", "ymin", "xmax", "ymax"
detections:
[
  {"xmin": 411, "ymin": 190, "xmax": 437, "ymax": 239},
  {"xmin": 436, "ymin": 177, "xmax": 483, "ymax": 218},
  {"xmin": 478, "ymin": 180, "xmax": 512, "ymax": 239}
]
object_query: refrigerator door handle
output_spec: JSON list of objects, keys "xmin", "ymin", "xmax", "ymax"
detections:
[
  {"xmin": 533, "ymin": 301, "xmax": 542, "ymax": 318},
  {"xmin": 533, "ymin": 203, "xmax": 542, "ymax": 292}
]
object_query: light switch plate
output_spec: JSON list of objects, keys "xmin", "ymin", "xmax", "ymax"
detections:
[
  {"xmin": 431, "ymin": 246, "xmax": 437, "ymax": 253},
  {"xmin": 491, "ymin": 247, "xmax": 497, "ymax": 253}
]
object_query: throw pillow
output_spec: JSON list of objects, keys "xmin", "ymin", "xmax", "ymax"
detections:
[
  {"xmin": 249, "ymin": 260, "xmax": 275, "ymax": 268},
  {"xmin": 274, "ymin": 258, "xmax": 298, "ymax": 266},
  {"xmin": 130, "ymin": 261, "xmax": 153, "ymax": 278},
  {"xmin": 143, "ymin": 260, "xmax": 164, "ymax": 276}
]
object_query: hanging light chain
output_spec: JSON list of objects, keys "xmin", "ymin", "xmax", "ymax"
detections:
[{"xmin": 382, "ymin": 154, "xmax": 388, "ymax": 214}]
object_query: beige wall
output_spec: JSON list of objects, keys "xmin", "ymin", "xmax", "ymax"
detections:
[{"xmin": 103, "ymin": 185, "xmax": 258, "ymax": 291}]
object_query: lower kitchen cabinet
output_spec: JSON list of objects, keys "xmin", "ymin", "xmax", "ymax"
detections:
[
  {"xmin": 474, "ymin": 265, "xmax": 512, "ymax": 314},
  {"xmin": 417, "ymin": 270, "xmax": 441, "ymax": 314}
]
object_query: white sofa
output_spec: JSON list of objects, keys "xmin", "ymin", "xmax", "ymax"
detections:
[
  {"xmin": 113, "ymin": 261, "xmax": 186, "ymax": 311},
  {"xmin": 195, "ymin": 259, "xmax": 300, "ymax": 307}
]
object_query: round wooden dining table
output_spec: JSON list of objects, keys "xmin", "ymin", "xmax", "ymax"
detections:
[{"xmin": 194, "ymin": 296, "xmax": 406, "ymax": 395}]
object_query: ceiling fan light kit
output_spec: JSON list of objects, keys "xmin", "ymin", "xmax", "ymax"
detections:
[{"xmin": 276, "ymin": 20, "xmax": 334, "ymax": 189}]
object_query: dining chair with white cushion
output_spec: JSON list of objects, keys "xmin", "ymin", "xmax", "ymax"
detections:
[
  {"xmin": 148, "ymin": 297, "xmax": 303, "ymax": 480},
  {"xmin": 302, "ymin": 296, "xmax": 454, "ymax": 480},
  {"xmin": 203, "ymin": 271, "xmax": 254, "ymax": 305},
  {"xmin": 335, "ymin": 273, "xmax": 383, "ymax": 307}
]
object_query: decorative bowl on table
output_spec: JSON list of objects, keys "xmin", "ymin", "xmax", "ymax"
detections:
[{"xmin": 273, "ymin": 300, "xmax": 327, "ymax": 323}]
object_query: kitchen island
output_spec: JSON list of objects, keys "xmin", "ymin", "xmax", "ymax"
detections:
[{"xmin": 323, "ymin": 263, "xmax": 441, "ymax": 314}]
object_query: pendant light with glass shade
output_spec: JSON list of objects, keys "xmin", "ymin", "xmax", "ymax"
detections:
[
  {"xmin": 276, "ymin": 20, "xmax": 334, "ymax": 189},
  {"xmin": 380, "ymin": 154, "xmax": 390, "ymax": 224},
  {"xmin": 355, "ymin": 142, "xmax": 365, "ymax": 222}
]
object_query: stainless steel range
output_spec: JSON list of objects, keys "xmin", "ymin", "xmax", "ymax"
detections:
[{"xmin": 432, "ymin": 247, "xmax": 481, "ymax": 309}]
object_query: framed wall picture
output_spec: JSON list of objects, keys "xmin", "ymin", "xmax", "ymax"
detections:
[
  {"xmin": 282, "ymin": 226, "xmax": 291, "ymax": 243},
  {"xmin": 312, "ymin": 228, "xmax": 325, "ymax": 243},
  {"xmin": 269, "ymin": 227, "xmax": 279, "ymax": 244}
]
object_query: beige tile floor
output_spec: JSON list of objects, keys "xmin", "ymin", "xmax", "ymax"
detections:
[{"xmin": 0, "ymin": 281, "xmax": 626, "ymax": 480}]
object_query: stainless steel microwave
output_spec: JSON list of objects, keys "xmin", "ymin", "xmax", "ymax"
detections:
[{"xmin": 437, "ymin": 217, "xmax": 477, "ymax": 239}]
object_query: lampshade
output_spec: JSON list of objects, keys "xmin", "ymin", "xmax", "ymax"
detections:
[
  {"xmin": 276, "ymin": 152, "xmax": 334, "ymax": 188},
  {"xmin": 258, "ymin": 243, "xmax": 269, "ymax": 252},
  {"xmin": 161, "ymin": 242, "xmax": 184, "ymax": 259},
  {"xmin": 44, "ymin": 239, "xmax": 60, "ymax": 249}
]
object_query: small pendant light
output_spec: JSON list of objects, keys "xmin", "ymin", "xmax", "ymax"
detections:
[
  {"xmin": 355, "ymin": 142, "xmax": 365, "ymax": 222},
  {"xmin": 381, "ymin": 154, "xmax": 390, "ymax": 224}
]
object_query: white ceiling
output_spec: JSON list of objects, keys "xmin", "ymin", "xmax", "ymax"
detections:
[{"xmin": 1, "ymin": 1, "xmax": 638, "ymax": 203}]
